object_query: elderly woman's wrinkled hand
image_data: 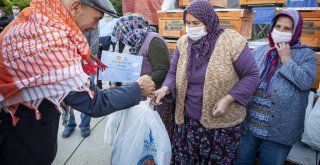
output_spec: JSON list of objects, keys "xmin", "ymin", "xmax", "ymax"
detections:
[
  {"xmin": 275, "ymin": 42, "xmax": 292, "ymax": 64},
  {"xmin": 151, "ymin": 86, "xmax": 170, "ymax": 105},
  {"xmin": 136, "ymin": 75, "xmax": 155, "ymax": 97},
  {"xmin": 212, "ymin": 95, "xmax": 235, "ymax": 117}
]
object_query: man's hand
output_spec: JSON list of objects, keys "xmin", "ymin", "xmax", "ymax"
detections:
[
  {"xmin": 151, "ymin": 86, "xmax": 170, "ymax": 105},
  {"xmin": 136, "ymin": 75, "xmax": 155, "ymax": 98},
  {"xmin": 275, "ymin": 42, "xmax": 292, "ymax": 64},
  {"xmin": 212, "ymin": 95, "xmax": 235, "ymax": 117}
]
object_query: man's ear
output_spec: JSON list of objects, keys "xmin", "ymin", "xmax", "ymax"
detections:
[{"xmin": 69, "ymin": 1, "xmax": 82, "ymax": 17}]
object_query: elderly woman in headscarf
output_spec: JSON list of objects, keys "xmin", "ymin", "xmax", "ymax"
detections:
[
  {"xmin": 111, "ymin": 14, "xmax": 175, "ymax": 138},
  {"xmin": 153, "ymin": 0, "xmax": 260, "ymax": 163},
  {"xmin": 236, "ymin": 10, "xmax": 317, "ymax": 165}
]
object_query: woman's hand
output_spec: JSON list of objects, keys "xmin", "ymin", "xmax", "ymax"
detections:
[
  {"xmin": 212, "ymin": 95, "xmax": 235, "ymax": 117},
  {"xmin": 275, "ymin": 42, "xmax": 292, "ymax": 64},
  {"xmin": 151, "ymin": 86, "xmax": 170, "ymax": 105}
]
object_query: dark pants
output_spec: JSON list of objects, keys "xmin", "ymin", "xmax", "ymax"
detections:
[{"xmin": 0, "ymin": 100, "xmax": 60, "ymax": 165}]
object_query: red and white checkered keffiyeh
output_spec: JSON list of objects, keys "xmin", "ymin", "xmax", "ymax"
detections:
[{"xmin": 0, "ymin": 0, "xmax": 97, "ymax": 125}]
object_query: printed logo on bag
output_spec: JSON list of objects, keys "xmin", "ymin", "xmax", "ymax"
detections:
[{"xmin": 138, "ymin": 129, "xmax": 157, "ymax": 165}]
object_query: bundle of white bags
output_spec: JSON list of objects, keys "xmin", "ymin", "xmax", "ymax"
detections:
[{"xmin": 104, "ymin": 99, "xmax": 172, "ymax": 165}]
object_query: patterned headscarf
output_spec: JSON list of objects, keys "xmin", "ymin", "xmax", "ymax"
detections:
[
  {"xmin": 112, "ymin": 15, "xmax": 156, "ymax": 55},
  {"xmin": 0, "ymin": 0, "xmax": 95, "ymax": 125},
  {"xmin": 183, "ymin": 0, "xmax": 224, "ymax": 75},
  {"xmin": 260, "ymin": 9, "xmax": 305, "ymax": 88}
]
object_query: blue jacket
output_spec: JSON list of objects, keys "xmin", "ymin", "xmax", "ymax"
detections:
[
  {"xmin": 0, "ymin": 82, "xmax": 141, "ymax": 164},
  {"xmin": 244, "ymin": 45, "xmax": 317, "ymax": 145}
]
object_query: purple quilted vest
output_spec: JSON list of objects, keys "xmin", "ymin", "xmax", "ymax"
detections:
[
  {"xmin": 138, "ymin": 32, "xmax": 169, "ymax": 89},
  {"xmin": 138, "ymin": 32, "xmax": 170, "ymax": 112}
]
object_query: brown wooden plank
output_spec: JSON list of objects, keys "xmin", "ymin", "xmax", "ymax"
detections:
[
  {"xmin": 157, "ymin": 11, "xmax": 184, "ymax": 19},
  {"xmin": 312, "ymin": 52, "xmax": 320, "ymax": 90},
  {"xmin": 299, "ymin": 10, "xmax": 320, "ymax": 19},
  {"xmin": 302, "ymin": 19, "xmax": 320, "ymax": 38},
  {"xmin": 240, "ymin": 0, "xmax": 285, "ymax": 5},
  {"xmin": 178, "ymin": 0, "xmax": 235, "ymax": 8},
  {"xmin": 301, "ymin": 37, "xmax": 320, "ymax": 48},
  {"xmin": 210, "ymin": 0, "xmax": 228, "ymax": 8}
]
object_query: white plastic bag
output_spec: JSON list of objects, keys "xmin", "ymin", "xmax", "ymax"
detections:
[
  {"xmin": 301, "ymin": 94, "xmax": 320, "ymax": 151},
  {"xmin": 304, "ymin": 91, "xmax": 315, "ymax": 122},
  {"xmin": 104, "ymin": 111, "xmax": 124, "ymax": 165},
  {"xmin": 111, "ymin": 99, "xmax": 172, "ymax": 165},
  {"xmin": 104, "ymin": 111, "xmax": 124, "ymax": 145},
  {"xmin": 161, "ymin": 0, "xmax": 176, "ymax": 11}
]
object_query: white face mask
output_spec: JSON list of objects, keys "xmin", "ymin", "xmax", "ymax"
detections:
[
  {"xmin": 271, "ymin": 29, "xmax": 293, "ymax": 44},
  {"xmin": 12, "ymin": 9, "xmax": 20, "ymax": 15},
  {"xmin": 186, "ymin": 26, "xmax": 207, "ymax": 41}
]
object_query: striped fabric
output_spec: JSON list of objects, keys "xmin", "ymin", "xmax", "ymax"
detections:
[
  {"xmin": 0, "ymin": 0, "xmax": 93, "ymax": 125},
  {"xmin": 247, "ymin": 82, "xmax": 272, "ymax": 138}
]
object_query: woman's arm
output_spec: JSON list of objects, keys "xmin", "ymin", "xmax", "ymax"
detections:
[
  {"xmin": 147, "ymin": 38, "xmax": 170, "ymax": 86},
  {"xmin": 230, "ymin": 45, "xmax": 261, "ymax": 106}
]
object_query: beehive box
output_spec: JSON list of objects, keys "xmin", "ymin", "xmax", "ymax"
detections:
[
  {"xmin": 165, "ymin": 40, "xmax": 178, "ymax": 59},
  {"xmin": 240, "ymin": 0, "xmax": 285, "ymax": 6},
  {"xmin": 166, "ymin": 40, "xmax": 178, "ymax": 50},
  {"xmin": 217, "ymin": 9, "xmax": 254, "ymax": 39},
  {"xmin": 158, "ymin": 10, "xmax": 185, "ymax": 39},
  {"xmin": 178, "ymin": 0, "xmax": 237, "ymax": 8},
  {"xmin": 313, "ymin": 52, "xmax": 320, "ymax": 90},
  {"xmin": 157, "ymin": 9, "xmax": 254, "ymax": 39},
  {"xmin": 277, "ymin": 8, "xmax": 320, "ymax": 48}
]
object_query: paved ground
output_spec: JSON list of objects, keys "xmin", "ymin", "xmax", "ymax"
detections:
[
  {"xmin": 53, "ymin": 82, "xmax": 112, "ymax": 165},
  {"xmin": 53, "ymin": 112, "xmax": 111, "ymax": 165}
]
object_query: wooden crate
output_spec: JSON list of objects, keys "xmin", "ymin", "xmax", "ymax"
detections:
[
  {"xmin": 157, "ymin": 9, "xmax": 254, "ymax": 39},
  {"xmin": 216, "ymin": 9, "xmax": 254, "ymax": 40},
  {"xmin": 166, "ymin": 40, "xmax": 177, "ymax": 50},
  {"xmin": 179, "ymin": 0, "xmax": 235, "ymax": 8},
  {"xmin": 240, "ymin": 0, "xmax": 285, "ymax": 5},
  {"xmin": 158, "ymin": 11, "xmax": 185, "ymax": 39},
  {"xmin": 166, "ymin": 40, "xmax": 178, "ymax": 59},
  {"xmin": 301, "ymin": 18, "xmax": 320, "ymax": 47},
  {"xmin": 277, "ymin": 8, "xmax": 320, "ymax": 47},
  {"xmin": 313, "ymin": 52, "xmax": 320, "ymax": 90}
]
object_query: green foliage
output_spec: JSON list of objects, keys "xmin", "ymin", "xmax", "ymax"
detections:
[
  {"xmin": 110, "ymin": 0, "xmax": 123, "ymax": 16},
  {"xmin": 1, "ymin": 0, "xmax": 31, "ymax": 15}
]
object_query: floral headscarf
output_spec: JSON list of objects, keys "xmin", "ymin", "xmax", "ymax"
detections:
[{"xmin": 112, "ymin": 15, "xmax": 156, "ymax": 55}]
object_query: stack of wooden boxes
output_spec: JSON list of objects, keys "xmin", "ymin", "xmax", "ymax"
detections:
[{"xmin": 158, "ymin": 0, "xmax": 254, "ymax": 54}]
